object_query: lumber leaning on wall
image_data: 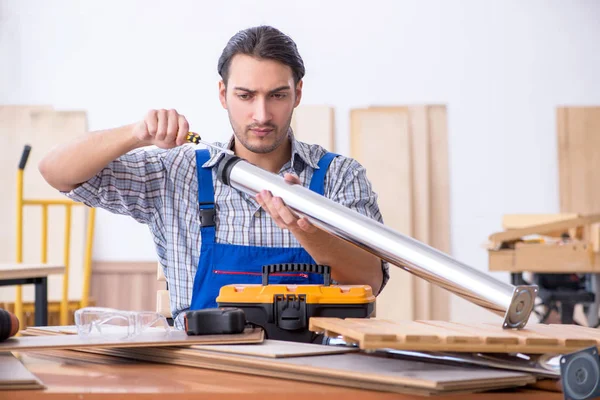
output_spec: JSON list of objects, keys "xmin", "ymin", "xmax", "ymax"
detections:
[
  {"xmin": 0, "ymin": 107, "xmax": 89, "ymax": 305},
  {"xmin": 350, "ymin": 105, "xmax": 450, "ymax": 321},
  {"xmin": 291, "ymin": 105, "xmax": 335, "ymax": 151},
  {"xmin": 557, "ymin": 106, "xmax": 600, "ymax": 214}
]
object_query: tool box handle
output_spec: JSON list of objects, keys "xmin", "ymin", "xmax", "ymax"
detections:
[{"xmin": 261, "ymin": 263, "xmax": 331, "ymax": 286}]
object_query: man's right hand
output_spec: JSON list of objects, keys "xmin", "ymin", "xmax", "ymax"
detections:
[{"xmin": 133, "ymin": 109, "xmax": 190, "ymax": 149}]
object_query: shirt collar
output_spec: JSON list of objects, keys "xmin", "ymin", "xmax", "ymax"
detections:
[{"xmin": 201, "ymin": 128, "xmax": 320, "ymax": 171}]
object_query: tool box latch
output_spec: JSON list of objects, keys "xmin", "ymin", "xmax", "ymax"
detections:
[{"xmin": 274, "ymin": 294, "xmax": 307, "ymax": 331}]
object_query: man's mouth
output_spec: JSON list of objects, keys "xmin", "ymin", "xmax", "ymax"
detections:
[{"xmin": 250, "ymin": 128, "xmax": 274, "ymax": 137}]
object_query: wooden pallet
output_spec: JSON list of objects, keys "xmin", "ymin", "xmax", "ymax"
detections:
[{"xmin": 309, "ymin": 318, "xmax": 600, "ymax": 354}]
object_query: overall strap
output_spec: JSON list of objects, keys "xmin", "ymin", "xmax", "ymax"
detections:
[
  {"xmin": 309, "ymin": 152, "xmax": 338, "ymax": 196},
  {"xmin": 195, "ymin": 149, "xmax": 216, "ymax": 244}
]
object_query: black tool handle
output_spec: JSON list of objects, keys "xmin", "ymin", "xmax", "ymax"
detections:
[
  {"xmin": 19, "ymin": 145, "xmax": 32, "ymax": 170},
  {"xmin": 262, "ymin": 263, "xmax": 331, "ymax": 286}
]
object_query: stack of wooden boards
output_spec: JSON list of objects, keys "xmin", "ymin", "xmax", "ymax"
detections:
[
  {"xmin": 0, "ymin": 322, "xmax": 548, "ymax": 396},
  {"xmin": 488, "ymin": 213, "xmax": 600, "ymax": 273}
]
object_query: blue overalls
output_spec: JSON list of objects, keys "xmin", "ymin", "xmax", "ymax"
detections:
[{"xmin": 189, "ymin": 149, "xmax": 338, "ymax": 310}]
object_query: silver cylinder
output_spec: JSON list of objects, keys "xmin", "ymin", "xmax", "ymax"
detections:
[{"xmin": 216, "ymin": 155, "xmax": 537, "ymax": 329}]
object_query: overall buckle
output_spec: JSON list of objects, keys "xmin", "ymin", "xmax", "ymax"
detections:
[{"xmin": 199, "ymin": 208, "xmax": 216, "ymax": 227}]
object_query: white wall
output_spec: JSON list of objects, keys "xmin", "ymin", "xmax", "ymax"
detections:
[{"xmin": 2, "ymin": 0, "xmax": 599, "ymax": 321}]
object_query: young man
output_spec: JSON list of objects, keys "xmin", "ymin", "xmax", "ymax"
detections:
[{"xmin": 39, "ymin": 25, "xmax": 389, "ymax": 329}]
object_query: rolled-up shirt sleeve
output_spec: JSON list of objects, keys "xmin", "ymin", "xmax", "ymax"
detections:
[
  {"xmin": 325, "ymin": 157, "xmax": 390, "ymax": 295},
  {"xmin": 63, "ymin": 147, "xmax": 166, "ymax": 225}
]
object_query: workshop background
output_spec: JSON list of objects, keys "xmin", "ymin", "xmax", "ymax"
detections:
[{"xmin": 1, "ymin": 0, "xmax": 599, "ymax": 327}]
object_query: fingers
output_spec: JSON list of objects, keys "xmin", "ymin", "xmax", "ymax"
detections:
[
  {"xmin": 143, "ymin": 109, "xmax": 189, "ymax": 149},
  {"xmin": 165, "ymin": 109, "xmax": 179, "ymax": 145},
  {"xmin": 297, "ymin": 217, "xmax": 317, "ymax": 233},
  {"xmin": 155, "ymin": 109, "xmax": 168, "ymax": 141},
  {"xmin": 145, "ymin": 110, "xmax": 158, "ymax": 138},
  {"xmin": 256, "ymin": 190, "xmax": 301, "ymax": 230},
  {"xmin": 176, "ymin": 115, "xmax": 190, "ymax": 146},
  {"xmin": 284, "ymin": 173, "xmax": 301, "ymax": 185}
]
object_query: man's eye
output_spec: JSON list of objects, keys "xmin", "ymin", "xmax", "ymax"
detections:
[
  {"xmin": 238, "ymin": 94, "xmax": 251, "ymax": 100},
  {"xmin": 272, "ymin": 93, "xmax": 287, "ymax": 99}
]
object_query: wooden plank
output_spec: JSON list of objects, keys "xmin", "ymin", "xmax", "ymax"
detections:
[
  {"xmin": 489, "ymin": 214, "xmax": 600, "ymax": 244},
  {"xmin": 408, "ymin": 106, "xmax": 432, "ymax": 320},
  {"xmin": 191, "ymin": 339, "xmax": 358, "ymax": 358},
  {"xmin": 310, "ymin": 318, "xmax": 598, "ymax": 353},
  {"xmin": 0, "ymin": 353, "xmax": 44, "ymax": 390},
  {"xmin": 350, "ymin": 108, "xmax": 414, "ymax": 322},
  {"xmin": 0, "ymin": 108, "xmax": 90, "ymax": 304},
  {"xmin": 557, "ymin": 107, "xmax": 600, "ymax": 214},
  {"xmin": 427, "ymin": 105, "xmax": 451, "ymax": 321},
  {"xmin": 0, "ymin": 263, "xmax": 64, "ymax": 280},
  {"xmin": 417, "ymin": 320, "xmax": 518, "ymax": 345},
  {"xmin": 290, "ymin": 105, "xmax": 335, "ymax": 151},
  {"xmin": 557, "ymin": 107, "xmax": 571, "ymax": 212},
  {"xmin": 524, "ymin": 323, "xmax": 599, "ymax": 347},
  {"xmin": 0, "ymin": 105, "xmax": 52, "ymax": 304},
  {"xmin": 502, "ymin": 213, "xmax": 580, "ymax": 230},
  {"xmin": 0, "ymin": 327, "xmax": 263, "ymax": 351}
]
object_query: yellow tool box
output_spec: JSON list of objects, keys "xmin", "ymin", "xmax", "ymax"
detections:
[{"xmin": 216, "ymin": 264, "xmax": 375, "ymax": 343}]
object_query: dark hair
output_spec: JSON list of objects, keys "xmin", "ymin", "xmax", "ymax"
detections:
[{"xmin": 218, "ymin": 25, "xmax": 305, "ymax": 86}]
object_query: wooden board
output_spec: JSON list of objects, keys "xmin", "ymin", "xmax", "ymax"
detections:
[
  {"xmin": 0, "ymin": 107, "xmax": 90, "ymax": 303},
  {"xmin": 0, "ymin": 264, "xmax": 64, "ymax": 280},
  {"xmin": 0, "ymin": 353, "xmax": 44, "ymax": 390},
  {"xmin": 350, "ymin": 106, "xmax": 451, "ymax": 322},
  {"xmin": 426, "ymin": 106, "xmax": 451, "ymax": 321},
  {"xmin": 113, "ymin": 348, "xmax": 534, "ymax": 395},
  {"xmin": 350, "ymin": 108, "xmax": 414, "ymax": 321},
  {"xmin": 21, "ymin": 328, "xmax": 355, "ymax": 358},
  {"xmin": 309, "ymin": 317, "xmax": 600, "ymax": 354},
  {"xmin": 192, "ymin": 340, "xmax": 358, "ymax": 358},
  {"xmin": 558, "ymin": 107, "xmax": 600, "ymax": 214},
  {"xmin": 502, "ymin": 213, "xmax": 580, "ymax": 230},
  {"xmin": 291, "ymin": 105, "xmax": 335, "ymax": 151},
  {"xmin": 0, "ymin": 105, "xmax": 52, "ymax": 303},
  {"xmin": 0, "ymin": 327, "xmax": 263, "ymax": 351}
]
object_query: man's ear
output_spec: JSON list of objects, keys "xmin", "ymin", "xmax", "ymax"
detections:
[
  {"xmin": 294, "ymin": 80, "xmax": 303, "ymax": 108},
  {"xmin": 218, "ymin": 80, "xmax": 227, "ymax": 109}
]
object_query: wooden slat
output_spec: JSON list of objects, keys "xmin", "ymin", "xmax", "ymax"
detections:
[
  {"xmin": 0, "ymin": 263, "xmax": 64, "ymax": 280},
  {"xmin": 290, "ymin": 105, "xmax": 335, "ymax": 151},
  {"xmin": 489, "ymin": 214, "xmax": 600, "ymax": 244},
  {"xmin": 350, "ymin": 108, "xmax": 414, "ymax": 322},
  {"xmin": 557, "ymin": 107, "xmax": 600, "ymax": 214},
  {"xmin": 418, "ymin": 320, "xmax": 518, "ymax": 345},
  {"xmin": 344, "ymin": 318, "xmax": 440, "ymax": 344},
  {"xmin": 502, "ymin": 213, "xmax": 580, "ymax": 230},
  {"xmin": 524, "ymin": 323, "xmax": 599, "ymax": 347},
  {"xmin": 408, "ymin": 106, "xmax": 432, "ymax": 320},
  {"xmin": 310, "ymin": 318, "xmax": 598, "ymax": 353},
  {"xmin": 427, "ymin": 105, "xmax": 451, "ymax": 321},
  {"xmin": 0, "ymin": 327, "xmax": 263, "ymax": 351}
]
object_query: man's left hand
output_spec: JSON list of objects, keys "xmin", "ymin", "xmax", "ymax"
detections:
[{"xmin": 255, "ymin": 173, "xmax": 317, "ymax": 234}]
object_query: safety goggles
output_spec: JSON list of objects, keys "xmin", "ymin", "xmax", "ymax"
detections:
[{"xmin": 74, "ymin": 307, "xmax": 171, "ymax": 339}]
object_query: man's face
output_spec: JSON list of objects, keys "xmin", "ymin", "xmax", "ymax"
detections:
[{"xmin": 219, "ymin": 54, "xmax": 302, "ymax": 154}]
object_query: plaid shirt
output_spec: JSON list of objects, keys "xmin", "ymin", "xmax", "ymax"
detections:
[{"xmin": 65, "ymin": 133, "xmax": 389, "ymax": 328}]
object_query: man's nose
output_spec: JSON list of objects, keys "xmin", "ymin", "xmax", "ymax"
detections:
[{"xmin": 252, "ymin": 99, "xmax": 271, "ymax": 124}]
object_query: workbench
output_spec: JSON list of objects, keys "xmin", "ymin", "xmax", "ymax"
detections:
[{"xmin": 3, "ymin": 353, "xmax": 562, "ymax": 399}]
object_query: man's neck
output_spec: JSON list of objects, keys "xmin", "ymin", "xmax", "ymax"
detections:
[{"xmin": 233, "ymin": 138, "xmax": 292, "ymax": 174}]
